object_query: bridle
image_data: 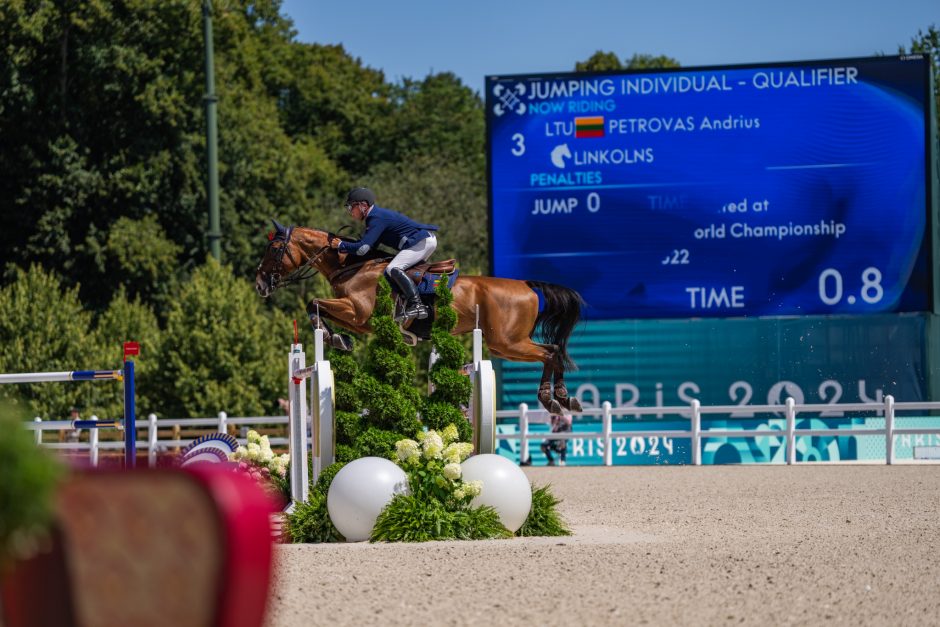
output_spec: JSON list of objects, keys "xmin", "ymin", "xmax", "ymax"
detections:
[{"xmin": 257, "ymin": 225, "xmax": 350, "ymax": 295}]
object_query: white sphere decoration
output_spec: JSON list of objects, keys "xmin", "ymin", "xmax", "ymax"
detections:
[
  {"xmin": 461, "ymin": 454, "xmax": 532, "ymax": 532},
  {"xmin": 327, "ymin": 457, "xmax": 408, "ymax": 541}
]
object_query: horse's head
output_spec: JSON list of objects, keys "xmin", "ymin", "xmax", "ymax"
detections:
[{"xmin": 255, "ymin": 219, "xmax": 293, "ymax": 297}]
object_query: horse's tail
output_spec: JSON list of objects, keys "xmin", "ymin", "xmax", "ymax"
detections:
[{"xmin": 525, "ymin": 281, "xmax": 583, "ymax": 372}]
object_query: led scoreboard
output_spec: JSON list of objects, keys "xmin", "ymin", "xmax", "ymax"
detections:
[{"xmin": 486, "ymin": 56, "xmax": 934, "ymax": 319}]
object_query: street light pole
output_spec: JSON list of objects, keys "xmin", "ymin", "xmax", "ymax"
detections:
[{"xmin": 203, "ymin": 0, "xmax": 221, "ymax": 260}]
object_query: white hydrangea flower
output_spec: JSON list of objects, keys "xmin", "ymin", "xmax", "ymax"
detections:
[
  {"xmin": 465, "ymin": 480, "xmax": 483, "ymax": 497},
  {"xmin": 454, "ymin": 487, "xmax": 466, "ymax": 500},
  {"xmin": 396, "ymin": 439, "xmax": 420, "ymax": 462},
  {"xmin": 456, "ymin": 442, "xmax": 473, "ymax": 461},
  {"xmin": 443, "ymin": 463, "xmax": 462, "ymax": 480},
  {"xmin": 442, "ymin": 443, "xmax": 462, "ymax": 464},
  {"xmin": 247, "ymin": 430, "xmax": 261, "ymax": 444},
  {"xmin": 260, "ymin": 448, "xmax": 274, "ymax": 463},
  {"xmin": 260, "ymin": 435, "xmax": 272, "ymax": 451},
  {"xmin": 246, "ymin": 442, "xmax": 261, "ymax": 461},
  {"xmin": 231, "ymin": 445, "xmax": 248, "ymax": 461},
  {"xmin": 441, "ymin": 424, "xmax": 459, "ymax": 445},
  {"xmin": 422, "ymin": 432, "xmax": 444, "ymax": 460}
]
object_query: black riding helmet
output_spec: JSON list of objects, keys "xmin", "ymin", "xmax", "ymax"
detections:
[{"xmin": 345, "ymin": 187, "xmax": 376, "ymax": 209}]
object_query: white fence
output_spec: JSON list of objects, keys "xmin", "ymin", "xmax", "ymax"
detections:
[
  {"xmin": 497, "ymin": 395, "xmax": 940, "ymax": 465},
  {"xmin": 25, "ymin": 395, "xmax": 940, "ymax": 467},
  {"xmin": 26, "ymin": 412, "xmax": 289, "ymax": 468}
]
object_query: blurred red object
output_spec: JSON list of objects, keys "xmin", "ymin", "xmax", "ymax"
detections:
[{"xmin": 2, "ymin": 466, "xmax": 277, "ymax": 627}]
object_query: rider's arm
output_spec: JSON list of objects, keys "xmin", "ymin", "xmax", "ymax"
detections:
[{"xmin": 338, "ymin": 220, "xmax": 383, "ymax": 256}]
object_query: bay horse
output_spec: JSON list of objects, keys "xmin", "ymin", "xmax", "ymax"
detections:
[{"xmin": 254, "ymin": 221, "xmax": 583, "ymax": 414}]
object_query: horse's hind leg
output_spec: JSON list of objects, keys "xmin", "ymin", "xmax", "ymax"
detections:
[
  {"xmin": 553, "ymin": 367, "xmax": 582, "ymax": 413},
  {"xmin": 537, "ymin": 361, "xmax": 564, "ymax": 415}
]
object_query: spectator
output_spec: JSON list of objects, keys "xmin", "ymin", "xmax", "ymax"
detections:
[{"xmin": 541, "ymin": 413, "xmax": 573, "ymax": 466}]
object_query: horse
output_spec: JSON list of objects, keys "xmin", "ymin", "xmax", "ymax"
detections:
[{"xmin": 254, "ymin": 220, "xmax": 583, "ymax": 414}]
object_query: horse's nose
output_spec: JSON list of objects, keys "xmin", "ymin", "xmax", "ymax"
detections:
[{"xmin": 255, "ymin": 274, "xmax": 269, "ymax": 297}]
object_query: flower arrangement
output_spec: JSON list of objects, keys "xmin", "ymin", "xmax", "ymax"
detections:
[
  {"xmin": 370, "ymin": 425, "xmax": 511, "ymax": 542},
  {"xmin": 230, "ymin": 430, "xmax": 290, "ymax": 501}
]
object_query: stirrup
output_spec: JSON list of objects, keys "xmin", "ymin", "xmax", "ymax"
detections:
[{"xmin": 398, "ymin": 302, "xmax": 428, "ymax": 321}]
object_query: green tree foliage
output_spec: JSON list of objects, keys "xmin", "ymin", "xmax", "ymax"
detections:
[
  {"xmin": 574, "ymin": 51, "xmax": 624, "ymax": 72},
  {"xmin": 423, "ymin": 280, "xmax": 473, "ymax": 442},
  {"xmin": 576, "ymin": 51, "xmax": 681, "ymax": 72},
  {"xmin": 389, "ymin": 72, "xmax": 485, "ymax": 174},
  {"xmin": 91, "ymin": 288, "xmax": 162, "ymax": 417},
  {"xmin": 899, "ymin": 25, "xmax": 939, "ymax": 128},
  {"xmin": 155, "ymin": 257, "xmax": 288, "ymax": 417},
  {"xmin": 105, "ymin": 215, "xmax": 183, "ymax": 308},
  {"xmin": 366, "ymin": 155, "xmax": 488, "ymax": 273},
  {"xmin": 0, "ymin": 266, "xmax": 100, "ymax": 418},
  {"xmin": 0, "ymin": 406, "xmax": 64, "ymax": 572}
]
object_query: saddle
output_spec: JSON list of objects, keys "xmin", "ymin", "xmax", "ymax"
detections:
[
  {"xmin": 409, "ymin": 258, "xmax": 457, "ymax": 281},
  {"xmin": 392, "ymin": 259, "xmax": 459, "ymax": 346}
]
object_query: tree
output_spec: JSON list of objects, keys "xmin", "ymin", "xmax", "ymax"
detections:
[
  {"xmin": 365, "ymin": 155, "xmax": 488, "ymax": 273},
  {"xmin": 575, "ymin": 51, "xmax": 623, "ymax": 72},
  {"xmin": 899, "ymin": 25, "xmax": 939, "ymax": 129},
  {"xmin": 0, "ymin": 266, "xmax": 99, "ymax": 419},
  {"xmin": 155, "ymin": 257, "xmax": 288, "ymax": 418},
  {"xmin": 389, "ymin": 72, "xmax": 485, "ymax": 175},
  {"xmin": 575, "ymin": 51, "xmax": 680, "ymax": 72}
]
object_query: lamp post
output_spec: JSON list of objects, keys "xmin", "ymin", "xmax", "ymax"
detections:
[{"xmin": 203, "ymin": 0, "xmax": 221, "ymax": 260}]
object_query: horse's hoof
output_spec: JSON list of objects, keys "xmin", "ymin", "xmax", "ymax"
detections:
[
  {"xmin": 567, "ymin": 396, "xmax": 583, "ymax": 413},
  {"xmin": 542, "ymin": 399, "xmax": 564, "ymax": 415},
  {"xmin": 331, "ymin": 334, "xmax": 354, "ymax": 351}
]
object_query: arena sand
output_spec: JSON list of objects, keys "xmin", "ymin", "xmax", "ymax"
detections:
[{"xmin": 266, "ymin": 465, "xmax": 940, "ymax": 626}]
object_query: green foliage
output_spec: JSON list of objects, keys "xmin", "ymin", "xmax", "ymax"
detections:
[
  {"xmin": 423, "ymin": 279, "xmax": 472, "ymax": 441},
  {"xmin": 314, "ymin": 462, "xmax": 344, "ymax": 494},
  {"xmin": 0, "ymin": 266, "xmax": 100, "ymax": 418},
  {"xmin": 367, "ymin": 155, "xmax": 488, "ymax": 273},
  {"xmin": 516, "ymin": 484, "xmax": 571, "ymax": 537},
  {"xmin": 0, "ymin": 405, "xmax": 64, "ymax": 572},
  {"xmin": 105, "ymin": 215, "xmax": 182, "ymax": 309},
  {"xmin": 285, "ymin": 459, "xmax": 346, "ymax": 544},
  {"xmin": 156, "ymin": 257, "xmax": 287, "ymax": 417},
  {"xmin": 370, "ymin": 426, "xmax": 511, "ymax": 542},
  {"xmin": 90, "ymin": 287, "xmax": 162, "ymax": 417},
  {"xmin": 371, "ymin": 495, "xmax": 510, "ymax": 543},
  {"xmin": 576, "ymin": 51, "xmax": 681, "ymax": 72},
  {"xmin": 335, "ymin": 410, "xmax": 363, "ymax": 445},
  {"xmin": 286, "ymin": 490, "xmax": 343, "ymax": 544},
  {"xmin": 353, "ymin": 427, "xmax": 404, "ymax": 459},
  {"xmin": 900, "ymin": 25, "xmax": 939, "ymax": 129},
  {"xmin": 575, "ymin": 51, "xmax": 624, "ymax": 72}
]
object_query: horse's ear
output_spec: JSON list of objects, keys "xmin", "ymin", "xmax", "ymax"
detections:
[{"xmin": 271, "ymin": 218, "xmax": 287, "ymax": 234}]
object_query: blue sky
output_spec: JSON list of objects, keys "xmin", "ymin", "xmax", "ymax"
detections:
[{"xmin": 279, "ymin": 0, "xmax": 937, "ymax": 94}]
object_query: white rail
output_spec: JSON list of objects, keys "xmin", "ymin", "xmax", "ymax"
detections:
[
  {"xmin": 26, "ymin": 412, "xmax": 291, "ymax": 468},
  {"xmin": 496, "ymin": 395, "xmax": 940, "ymax": 465},
  {"xmin": 25, "ymin": 396, "xmax": 940, "ymax": 467}
]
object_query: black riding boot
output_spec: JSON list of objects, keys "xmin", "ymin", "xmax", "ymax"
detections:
[{"xmin": 387, "ymin": 267, "xmax": 428, "ymax": 321}]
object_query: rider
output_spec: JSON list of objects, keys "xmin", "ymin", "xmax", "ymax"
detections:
[{"xmin": 330, "ymin": 187, "xmax": 438, "ymax": 321}]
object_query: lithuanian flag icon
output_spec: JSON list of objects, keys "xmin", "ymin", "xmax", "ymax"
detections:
[{"xmin": 575, "ymin": 116, "xmax": 604, "ymax": 138}]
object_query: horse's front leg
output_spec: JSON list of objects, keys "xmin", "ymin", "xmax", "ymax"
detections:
[{"xmin": 305, "ymin": 297, "xmax": 370, "ymax": 351}]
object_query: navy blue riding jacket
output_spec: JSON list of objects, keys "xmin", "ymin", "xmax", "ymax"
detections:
[{"xmin": 338, "ymin": 206, "xmax": 438, "ymax": 256}]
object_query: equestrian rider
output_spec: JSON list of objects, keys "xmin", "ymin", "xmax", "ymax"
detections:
[{"xmin": 329, "ymin": 187, "xmax": 438, "ymax": 321}]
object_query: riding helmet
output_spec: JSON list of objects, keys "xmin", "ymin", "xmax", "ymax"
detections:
[{"xmin": 345, "ymin": 187, "xmax": 376, "ymax": 207}]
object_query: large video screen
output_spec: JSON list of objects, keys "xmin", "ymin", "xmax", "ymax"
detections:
[{"xmin": 486, "ymin": 56, "xmax": 933, "ymax": 319}]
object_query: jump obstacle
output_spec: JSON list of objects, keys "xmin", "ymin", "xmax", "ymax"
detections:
[
  {"xmin": 285, "ymin": 325, "xmax": 497, "ymax": 505},
  {"xmin": 1, "ymin": 342, "xmax": 139, "ymax": 468}
]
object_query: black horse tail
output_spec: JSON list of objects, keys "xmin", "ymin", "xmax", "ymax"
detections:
[{"xmin": 526, "ymin": 281, "xmax": 583, "ymax": 372}]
